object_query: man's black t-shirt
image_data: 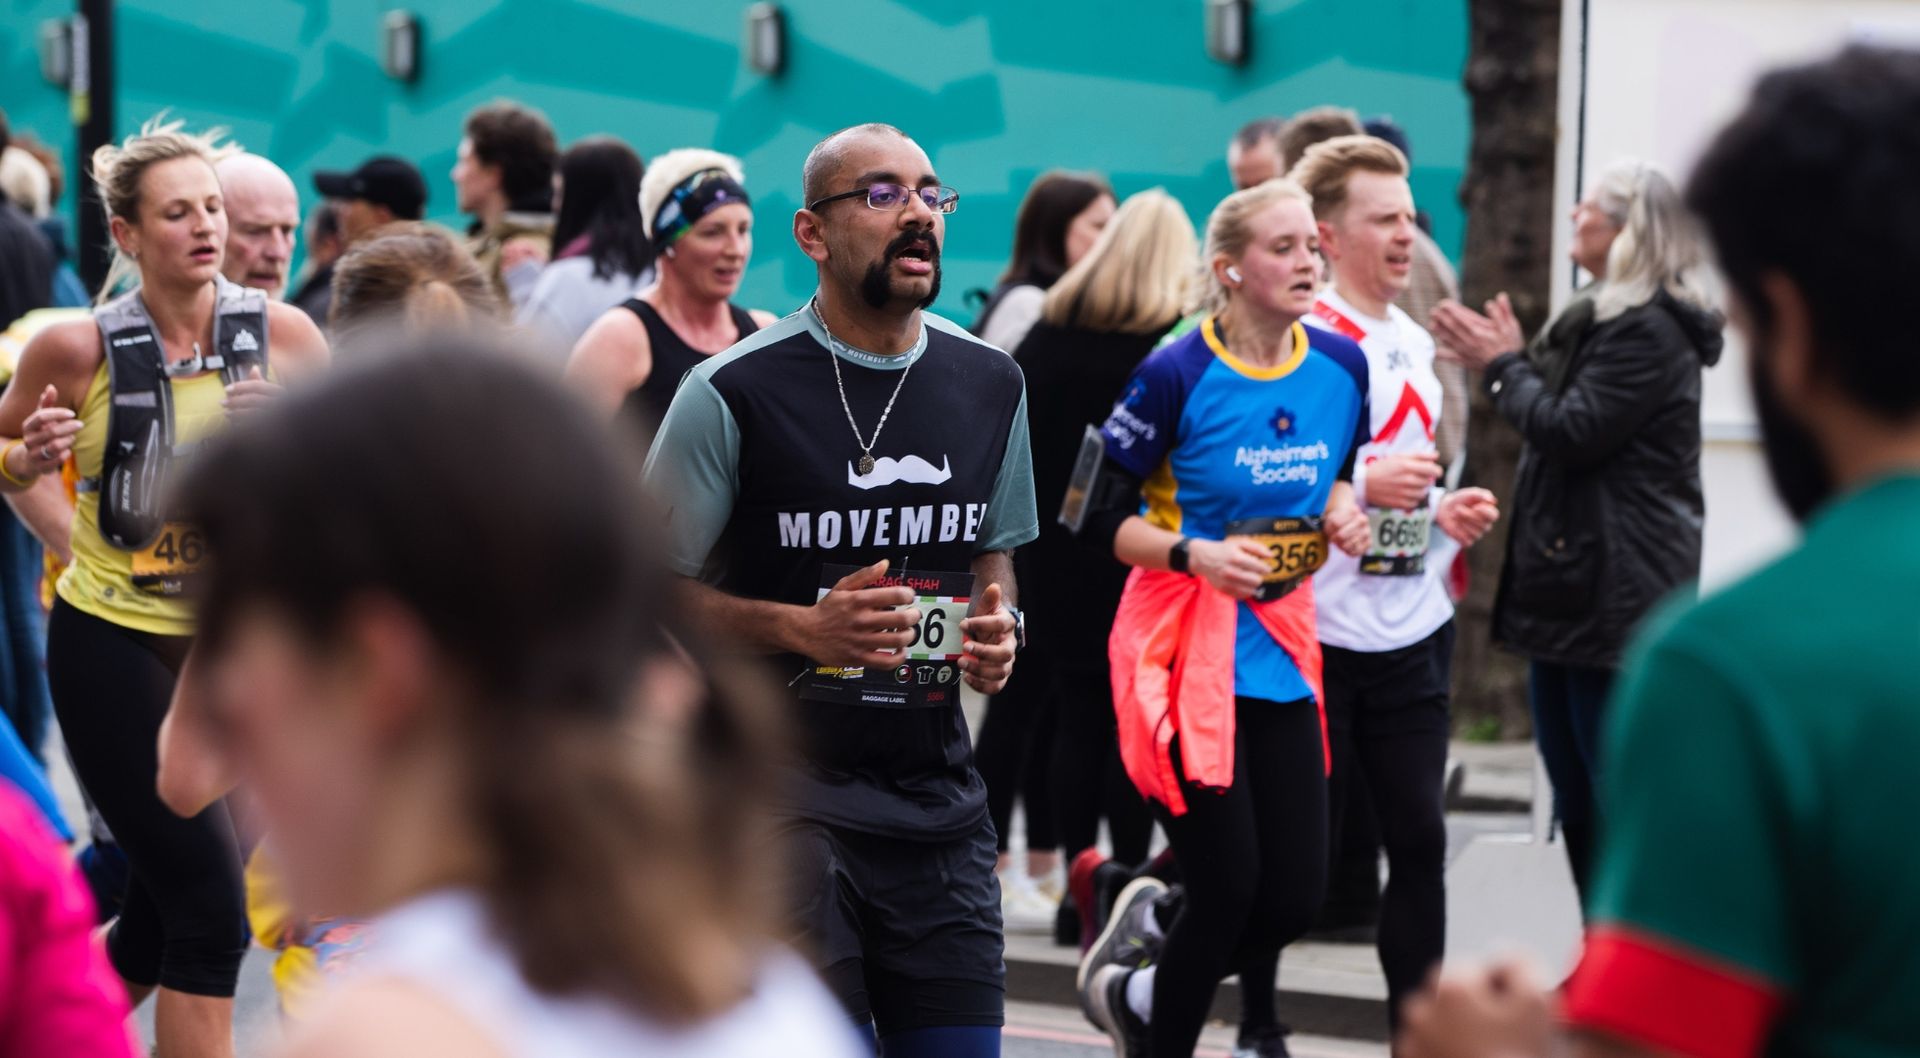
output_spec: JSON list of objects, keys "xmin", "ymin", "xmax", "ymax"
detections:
[{"xmin": 644, "ymin": 306, "xmax": 1038, "ymax": 840}]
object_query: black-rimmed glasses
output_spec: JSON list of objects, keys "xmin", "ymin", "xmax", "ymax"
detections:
[{"xmin": 808, "ymin": 183, "xmax": 960, "ymax": 214}]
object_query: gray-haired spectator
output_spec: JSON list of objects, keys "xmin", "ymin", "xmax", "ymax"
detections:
[{"xmin": 1431, "ymin": 159, "xmax": 1723, "ymax": 903}]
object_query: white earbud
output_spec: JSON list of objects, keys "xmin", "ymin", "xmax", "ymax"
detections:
[
  {"xmin": 664, "ymin": 246, "xmax": 676, "ymax": 259},
  {"xmin": 1225, "ymin": 266, "xmax": 1242, "ymax": 283}
]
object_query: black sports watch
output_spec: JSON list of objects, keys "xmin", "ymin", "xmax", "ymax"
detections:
[
  {"xmin": 1169, "ymin": 537, "xmax": 1193, "ymax": 575},
  {"xmin": 1005, "ymin": 604, "xmax": 1028, "ymax": 654}
]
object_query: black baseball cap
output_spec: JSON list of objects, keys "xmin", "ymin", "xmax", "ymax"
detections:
[{"xmin": 313, "ymin": 156, "xmax": 427, "ymax": 220}]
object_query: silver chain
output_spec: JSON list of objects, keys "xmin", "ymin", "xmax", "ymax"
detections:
[{"xmin": 811, "ymin": 298, "xmax": 914, "ymax": 469}]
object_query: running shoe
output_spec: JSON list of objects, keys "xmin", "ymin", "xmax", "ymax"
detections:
[
  {"xmin": 1082, "ymin": 963, "xmax": 1153, "ymax": 1058},
  {"xmin": 1000, "ymin": 870, "xmax": 1058, "ymax": 932},
  {"xmin": 1231, "ymin": 1025, "xmax": 1293, "ymax": 1058},
  {"xmin": 1068, "ymin": 848, "xmax": 1108, "ymax": 949},
  {"xmin": 1077, "ymin": 876, "xmax": 1169, "ymax": 1003}
]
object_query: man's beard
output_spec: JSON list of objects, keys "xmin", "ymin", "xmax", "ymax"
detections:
[
  {"xmin": 859, "ymin": 230, "xmax": 942, "ymax": 310},
  {"xmin": 1750, "ymin": 338, "xmax": 1835, "ymax": 522}
]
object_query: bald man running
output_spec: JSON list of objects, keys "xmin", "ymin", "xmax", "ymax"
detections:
[
  {"xmin": 216, "ymin": 153, "xmax": 300, "ymax": 300},
  {"xmin": 645, "ymin": 123, "xmax": 1036, "ymax": 1058}
]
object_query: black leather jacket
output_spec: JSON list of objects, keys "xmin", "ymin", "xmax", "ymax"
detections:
[{"xmin": 1489, "ymin": 288, "xmax": 1726, "ymax": 669}]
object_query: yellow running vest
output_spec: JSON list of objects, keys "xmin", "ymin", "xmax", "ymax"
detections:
[{"xmin": 56, "ymin": 361, "xmax": 229, "ymax": 636}]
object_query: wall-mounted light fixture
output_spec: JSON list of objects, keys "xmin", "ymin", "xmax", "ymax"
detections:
[
  {"xmin": 1206, "ymin": 0, "xmax": 1251, "ymax": 66},
  {"xmin": 38, "ymin": 19, "xmax": 72, "ymax": 87},
  {"xmin": 745, "ymin": 3, "xmax": 786, "ymax": 76},
  {"xmin": 382, "ymin": 10, "xmax": 421, "ymax": 83}
]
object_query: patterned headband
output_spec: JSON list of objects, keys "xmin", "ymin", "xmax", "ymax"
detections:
[{"xmin": 653, "ymin": 168, "xmax": 751, "ymax": 246}]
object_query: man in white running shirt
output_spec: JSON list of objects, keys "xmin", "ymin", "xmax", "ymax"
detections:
[{"xmin": 1290, "ymin": 134, "xmax": 1500, "ymax": 1033}]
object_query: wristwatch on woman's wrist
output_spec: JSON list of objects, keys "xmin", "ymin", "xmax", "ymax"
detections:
[{"xmin": 1169, "ymin": 537, "xmax": 1193, "ymax": 575}]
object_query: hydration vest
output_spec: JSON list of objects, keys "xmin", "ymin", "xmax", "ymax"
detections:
[{"xmin": 85, "ymin": 275, "xmax": 268, "ymax": 551}]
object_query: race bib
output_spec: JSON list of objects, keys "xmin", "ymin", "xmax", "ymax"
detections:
[
  {"xmin": 1360, "ymin": 503, "xmax": 1431, "ymax": 577},
  {"xmin": 799, "ymin": 565, "xmax": 974, "ymax": 709},
  {"xmin": 129, "ymin": 523, "xmax": 206, "ymax": 597},
  {"xmin": 1225, "ymin": 516, "xmax": 1328, "ymax": 601}
]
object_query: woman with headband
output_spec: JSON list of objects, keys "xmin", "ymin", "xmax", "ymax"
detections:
[{"xmin": 567, "ymin": 149, "xmax": 777, "ymax": 436}]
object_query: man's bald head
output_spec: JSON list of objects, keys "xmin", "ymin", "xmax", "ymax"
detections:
[
  {"xmin": 795, "ymin": 124, "xmax": 945, "ymax": 317},
  {"xmin": 217, "ymin": 153, "xmax": 300, "ymax": 298},
  {"xmin": 802, "ymin": 123, "xmax": 914, "ymax": 208}
]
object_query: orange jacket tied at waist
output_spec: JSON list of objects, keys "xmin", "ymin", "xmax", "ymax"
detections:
[{"xmin": 1108, "ymin": 568, "xmax": 1328, "ymax": 816}]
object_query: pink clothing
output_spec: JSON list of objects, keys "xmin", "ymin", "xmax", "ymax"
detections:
[
  {"xmin": 1108, "ymin": 569, "xmax": 1328, "ymax": 816},
  {"xmin": 0, "ymin": 783, "xmax": 137, "ymax": 1058}
]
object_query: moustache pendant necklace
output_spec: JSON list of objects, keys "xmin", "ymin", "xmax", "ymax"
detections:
[{"xmin": 811, "ymin": 297, "xmax": 914, "ymax": 477}]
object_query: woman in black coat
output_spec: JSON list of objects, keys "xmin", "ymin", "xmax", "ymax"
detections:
[
  {"xmin": 981, "ymin": 188, "xmax": 1197, "ymax": 936},
  {"xmin": 1431, "ymin": 161, "xmax": 1723, "ymax": 900}
]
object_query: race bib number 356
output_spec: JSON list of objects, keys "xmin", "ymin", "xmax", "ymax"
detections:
[
  {"xmin": 1224, "ymin": 516, "xmax": 1328, "ymax": 602},
  {"xmin": 800, "ymin": 565, "xmax": 975, "ymax": 709}
]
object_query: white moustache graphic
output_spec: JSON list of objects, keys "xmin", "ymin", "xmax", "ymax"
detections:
[{"xmin": 848, "ymin": 454, "xmax": 953, "ymax": 490}]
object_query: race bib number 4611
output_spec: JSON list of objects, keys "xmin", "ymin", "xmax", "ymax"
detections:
[{"xmin": 799, "ymin": 565, "xmax": 975, "ymax": 709}]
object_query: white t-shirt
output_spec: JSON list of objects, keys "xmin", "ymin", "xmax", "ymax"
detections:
[
  {"xmin": 357, "ymin": 889, "xmax": 865, "ymax": 1058},
  {"xmin": 980, "ymin": 283, "xmax": 1045, "ymax": 354},
  {"xmin": 1308, "ymin": 288, "xmax": 1459, "ymax": 653}
]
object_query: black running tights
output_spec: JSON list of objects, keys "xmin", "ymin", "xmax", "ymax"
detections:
[
  {"xmin": 1150, "ymin": 695, "xmax": 1327, "ymax": 1057},
  {"xmin": 46, "ymin": 601, "xmax": 246, "ymax": 996}
]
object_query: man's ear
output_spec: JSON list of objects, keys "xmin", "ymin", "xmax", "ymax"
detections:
[
  {"xmin": 1317, "ymin": 219, "xmax": 1339, "ymax": 264},
  {"xmin": 793, "ymin": 209, "xmax": 832, "ymax": 264},
  {"xmin": 1758, "ymin": 271, "xmax": 1817, "ymax": 409}
]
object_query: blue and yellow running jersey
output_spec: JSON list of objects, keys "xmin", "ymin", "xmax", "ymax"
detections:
[{"xmin": 1100, "ymin": 316, "xmax": 1369, "ymax": 702}]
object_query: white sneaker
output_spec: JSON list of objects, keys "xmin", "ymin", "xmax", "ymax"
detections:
[
  {"xmin": 999, "ymin": 871, "xmax": 1056, "ymax": 932},
  {"xmin": 1032, "ymin": 866, "xmax": 1065, "ymax": 906}
]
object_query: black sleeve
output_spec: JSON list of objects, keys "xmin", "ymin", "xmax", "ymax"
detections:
[
  {"xmin": 1338, "ymin": 413, "xmax": 1364, "ymax": 483},
  {"xmin": 1075, "ymin": 460, "xmax": 1146, "ymax": 555},
  {"xmin": 1485, "ymin": 310, "xmax": 1695, "ymax": 472}
]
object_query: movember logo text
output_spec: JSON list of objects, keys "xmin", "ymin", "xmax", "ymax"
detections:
[
  {"xmin": 779, "ymin": 503, "xmax": 988, "ymax": 550},
  {"xmin": 1236, "ymin": 441, "xmax": 1330, "ymax": 486}
]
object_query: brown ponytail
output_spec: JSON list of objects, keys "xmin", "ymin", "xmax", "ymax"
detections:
[
  {"xmin": 329, "ymin": 222, "xmax": 500, "ymax": 348},
  {"xmin": 474, "ymin": 644, "xmax": 787, "ymax": 1017},
  {"xmin": 405, "ymin": 278, "xmax": 475, "ymax": 332}
]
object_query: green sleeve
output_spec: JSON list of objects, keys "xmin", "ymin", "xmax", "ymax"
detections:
[
  {"xmin": 977, "ymin": 388, "xmax": 1039, "ymax": 553},
  {"xmin": 640, "ymin": 371, "xmax": 741, "ymax": 578},
  {"xmin": 1590, "ymin": 618, "xmax": 1803, "ymax": 990}
]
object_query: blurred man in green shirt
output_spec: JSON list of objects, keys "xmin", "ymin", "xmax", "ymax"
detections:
[{"xmin": 1400, "ymin": 44, "xmax": 1920, "ymax": 1058}]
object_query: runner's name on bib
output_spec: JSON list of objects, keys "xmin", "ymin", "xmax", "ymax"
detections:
[
  {"xmin": 129, "ymin": 523, "xmax": 206, "ymax": 597},
  {"xmin": 800, "ymin": 565, "xmax": 974, "ymax": 709},
  {"xmin": 1224, "ymin": 516, "xmax": 1327, "ymax": 602},
  {"xmin": 1360, "ymin": 504, "xmax": 1431, "ymax": 577}
]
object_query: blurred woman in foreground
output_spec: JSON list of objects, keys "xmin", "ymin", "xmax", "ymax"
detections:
[{"xmin": 178, "ymin": 342, "xmax": 861, "ymax": 1058}]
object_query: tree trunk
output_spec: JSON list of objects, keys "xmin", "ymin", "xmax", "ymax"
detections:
[{"xmin": 1452, "ymin": 0, "xmax": 1563, "ymax": 738}]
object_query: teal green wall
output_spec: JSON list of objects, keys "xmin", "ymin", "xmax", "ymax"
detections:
[
  {"xmin": 7, "ymin": 0, "xmax": 1468, "ymax": 321},
  {"xmin": 2, "ymin": 0, "xmax": 79, "ymax": 213}
]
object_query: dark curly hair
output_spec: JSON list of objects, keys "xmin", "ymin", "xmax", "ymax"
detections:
[{"xmin": 464, "ymin": 100, "xmax": 559, "ymax": 213}]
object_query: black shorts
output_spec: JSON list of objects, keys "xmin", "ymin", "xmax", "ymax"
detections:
[
  {"xmin": 783, "ymin": 820, "xmax": 1005, "ymax": 1035},
  {"xmin": 1322, "ymin": 620, "xmax": 1455, "ymax": 736}
]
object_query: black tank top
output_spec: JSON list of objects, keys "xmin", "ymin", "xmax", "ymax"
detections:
[{"xmin": 619, "ymin": 298, "xmax": 761, "ymax": 434}]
